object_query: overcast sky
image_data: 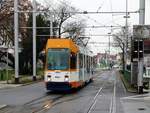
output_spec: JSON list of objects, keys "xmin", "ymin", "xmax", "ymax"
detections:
[{"xmin": 37, "ymin": 0, "xmax": 150, "ymax": 54}]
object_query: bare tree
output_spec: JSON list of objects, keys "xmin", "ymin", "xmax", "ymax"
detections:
[
  {"xmin": 113, "ymin": 34, "xmax": 125, "ymax": 72},
  {"xmin": 0, "ymin": 0, "xmax": 32, "ymax": 68},
  {"xmin": 114, "ymin": 26, "xmax": 132, "ymax": 49},
  {"xmin": 0, "ymin": 0, "xmax": 33, "ymax": 46},
  {"xmin": 62, "ymin": 19, "xmax": 86, "ymax": 39},
  {"xmin": 56, "ymin": 1, "xmax": 77, "ymax": 38},
  {"xmin": 43, "ymin": 0, "xmax": 78, "ymax": 38},
  {"xmin": 112, "ymin": 25, "xmax": 132, "ymax": 72}
]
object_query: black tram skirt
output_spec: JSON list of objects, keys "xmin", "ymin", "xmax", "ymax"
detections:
[{"xmin": 46, "ymin": 82, "xmax": 72, "ymax": 91}]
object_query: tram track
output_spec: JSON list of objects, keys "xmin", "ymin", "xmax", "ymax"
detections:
[
  {"xmin": 28, "ymin": 95, "xmax": 65, "ymax": 113},
  {"xmin": 32, "ymin": 71, "xmax": 106, "ymax": 113},
  {"xmin": 85, "ymin": 70, "xmax": 117, "ymax": 113},
  {"xmin": 30, "ymin": 89, "xmax": 100, "ymax": 113},
  {"xmin": 109, "ymin": 74, "xmax": 116, "ymax": 113},
  {"xmin": 19, "ymin": 88, "xmax": 98, "ymax": 113},
  {"xmin": 0, "ymin": 70, "xmax": 118, "ymax": 113},
  {"xmin": 86, "ymin": 87, "xmax": 103, "ymax": 113},
  {"xmin": 0, "ymin": 92, "xmax": 65, "ymax": 113}
]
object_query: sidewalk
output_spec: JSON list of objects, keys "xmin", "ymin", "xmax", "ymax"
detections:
[
  {"xmin": 0, "ymin": 75, "xmax": 43, "ymax": 89},
  {"xmin": 121, "ymin": 93, "xmax": 150, "ymax": 113},
  {"xmin": 0, "ymin": 81, "xmax": 23, "ymax": 89},
  {"xmin": 118, "ymin": 71, "xmax": 150, "ymax": 113}
]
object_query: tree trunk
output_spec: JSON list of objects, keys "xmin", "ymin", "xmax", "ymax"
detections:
[
  {"xmin": 122, "ymin": 43, "xmax": 125, "ymax": 73},
  {"xmin": 58, "ymin": 21, "xmax": 63, "ymax": 38},
  {"xmin": 58, "ymin": 24, "xmax": 61, "ymax": 38}
]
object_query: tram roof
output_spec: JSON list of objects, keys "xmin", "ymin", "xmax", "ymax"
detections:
[
  {"xmin": 46, "ymin": 38, "xmax": 94, "ymax": 56},
  {"xmin": 46, "ymin": 38, "xmax": 79, "ymax": 53}
]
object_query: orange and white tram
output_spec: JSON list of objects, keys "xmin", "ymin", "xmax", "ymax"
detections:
[{"xmin": 44, "ymin": 38, "xmax": 94, "ymax": 90}]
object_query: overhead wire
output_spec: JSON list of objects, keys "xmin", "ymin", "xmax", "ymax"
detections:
[
  {"xmin": 96, "ymin": 0, "xmax": 105, "ymax": 12},
  {"xmin": 53, "ymin": 0, "xmax": 124, "ymax": 52}
]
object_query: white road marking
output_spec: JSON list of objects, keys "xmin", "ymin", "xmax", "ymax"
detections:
[
  {"xmin": 87, "ymin": 70, "xmax": 117, "ymax": 113},
  {"xmin": 121, "ymin": 94, "xmax": 150, "ymax": 100},
  {"xmin": 112, "ymin": 78, "xmax": 116, "ymax": 113},
  {"xmin": 87, "ymin": 87, "xmax": 103, "ymax": 113},
  {"xmin": 109, "ymin": 71, "xmax": 117, "ymax": 113},
  {"xmin": 109, "ymin": 96, "xmax": 113, "ymax": 113}
]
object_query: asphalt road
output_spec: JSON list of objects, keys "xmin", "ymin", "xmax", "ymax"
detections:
[{"xmin": 0, "ymin": 70, "xmax": 135, "ymax": 113}]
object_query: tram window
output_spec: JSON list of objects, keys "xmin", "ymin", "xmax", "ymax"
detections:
[
  {"xmin": 87, "ymin": 56, "xmax": 90, "ymax": 73},
  {"xmin": 47, "ymin": 48, "xmax": 69, "ymax": 70},
  {"xmin": 79, "ymin": 54, "xmax": 83, "ymax": 68},
  {"xmin": 70, "ymin": 53, "xmax": 77, "ymax": 69},
  {"xmin": 84, "ymin": 55, "xmax": 86, "ymax": 68}
]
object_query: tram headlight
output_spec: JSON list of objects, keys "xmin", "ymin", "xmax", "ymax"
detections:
[
  {"xmin": 64, "ymin": 76, "xmax": 69, "ymax": 82},
  {"xmin": 47, "ymin": 75, "xmax": 51, "ymax": 81}
]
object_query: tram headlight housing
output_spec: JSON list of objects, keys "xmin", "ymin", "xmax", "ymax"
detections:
[
  {"xmin": 47, "ymin": 75, "xmax": 51, "ymax": 81},
  {"xmin": 64, "ymin": 76, "xmax": 69, "ymax": 82}
]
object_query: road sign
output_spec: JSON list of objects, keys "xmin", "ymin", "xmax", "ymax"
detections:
[{"xmin": 143, "ymin": 67, "xmax": 150, "ymax": 78}]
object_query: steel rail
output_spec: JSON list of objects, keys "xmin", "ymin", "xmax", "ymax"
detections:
[
  {"xmin": 86, "ymin": 87, "xmax": 103, "ymax": 113},
  {"xmin": 86, "ymin": 71, "xmax": 115, "ymax": 113}
]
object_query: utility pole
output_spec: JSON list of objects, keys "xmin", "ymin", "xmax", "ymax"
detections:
[
  {"xmin": 125, "ymin": 0, "xmax": 128, "ymax": 49},
  {"xmin": 105, "ymin": 51, "xmax": 108, "ymax": 68},
  {"xmin": 14, "ymin": 0, "xmax": 19, "ymax": 83},
  {"xmin": 108, "ymin": 33, "xmax": 111, "ymax": 69},
  {"xmin": 139, "ymin": 0, "xmax": 145, "ymax": 24},
  {"xmin": 124, "ymin": 0, "xmax": 129, "ymax": 71},
  {"xmin": 50, "ymin": 17, "xmax": 53, "ymax": 38},
  {"xmin": 32, "ymin": 0, "xmax": 36, "ymax": 81},
  {"xmin": 138, "ymin": 0, "xmax": 145, "ymax": 94},
  {"xmin": 109, "ymin": 36, "xmax": 110, "ymax": 56}
]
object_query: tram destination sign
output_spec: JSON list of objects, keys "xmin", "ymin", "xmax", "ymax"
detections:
[{"xmin": 133, "ymin": 25, "xmax": 150, "ymax": 39}]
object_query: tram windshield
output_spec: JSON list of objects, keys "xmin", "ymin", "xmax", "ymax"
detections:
[{"xmin": 47, "ymin": 48, "xmax": 69, "ymax": 70}]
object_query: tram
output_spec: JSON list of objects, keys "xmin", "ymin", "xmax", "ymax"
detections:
[{"xmin": 44, "ymin": 38, "xmax": 94, "ymax": 90}]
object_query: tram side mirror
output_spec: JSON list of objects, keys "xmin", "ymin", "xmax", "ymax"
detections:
[{"xmin": 39, "ymin": 51, "xmax": 46, "ymax": 65}]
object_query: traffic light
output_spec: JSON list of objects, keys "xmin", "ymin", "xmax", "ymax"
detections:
[
  {"xmin": 132, "ymin": 40, "xmax": 138, "ymax": 58},
  {"xmin": 139, "ymin": 40, "xmax": 143, "ymax": 59},
  {"xmin": 131, "ymin": 39, "xmax": 144, "ymax": 60}
]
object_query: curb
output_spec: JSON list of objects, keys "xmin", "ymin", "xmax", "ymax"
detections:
[
  {"xmin": 119, "ymin": 71, "xmax": 137, "ymax": 93},
  {"xmin": 0, "ymin": 105, "xmax": 7, "ymax": 110},
  {"xmin": 21, "ymin": 80, "xmax": 43, "ymax": 86},
  {"xmin": 0, "ymin": 80, "xmax": 43, "ymax": 90}
]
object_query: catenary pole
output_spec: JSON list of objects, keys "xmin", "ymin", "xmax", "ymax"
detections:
[
  {"xmin": 33, "ymin": 0, "xmax": 37, "ymax": 81},
  {"xmin": 14, "ymin": 0, "xmax": 19, "ymax": 83},
  {"xmin": 125, "ymin": 0, "xmax": 128, "ymax": 70},
  {"xmin": 138, "ymin": 0, "xmax": 145, "ymax": 94},
  {"xmin": 50, "ymin": 18, "xmax": 53, "ymax": 38},
  {"xmin": 139, "ymin": 0, "xmax": 145, "ymax": 24}
]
